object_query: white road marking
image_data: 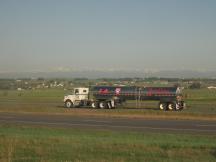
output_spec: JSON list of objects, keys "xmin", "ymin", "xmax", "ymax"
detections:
[
  {"xmin": 82, "ymin": 119, "xmax": 112, "ymax": 124},
  {"xmin": 197, "ymin": 124, "xmax": 216, "ymax": 127}
]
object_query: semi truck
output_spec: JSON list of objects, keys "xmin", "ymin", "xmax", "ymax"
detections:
[{"xmin": 64, "ymin": 86, "xmax": 185, "ymax": 111}]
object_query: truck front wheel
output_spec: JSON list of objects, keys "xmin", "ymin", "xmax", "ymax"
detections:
[{"xmin": 65, "ymin": 100, "xmax": 73, "ymax": 108}]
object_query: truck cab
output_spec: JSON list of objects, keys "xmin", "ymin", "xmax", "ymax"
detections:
[{"xmin": 64, "ymin": 88, "xmax": 89, "ymax": 108}]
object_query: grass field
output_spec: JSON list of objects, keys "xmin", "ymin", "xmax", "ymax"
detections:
[
  {"xmin": 0, "ymin": 89, "xmax": 216, "ymax": 161},
  {"xmin": 0, "ymin": 89, "xmax": 216, "ymax": 120},
  {"xmin": 0, "ymin": 123, "xmax": 216, "ymax": 162}
]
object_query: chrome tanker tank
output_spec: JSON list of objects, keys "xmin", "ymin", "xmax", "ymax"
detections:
[{"xmin": 91, "ymin": 86, "xmax": 180, "ymax": 101}]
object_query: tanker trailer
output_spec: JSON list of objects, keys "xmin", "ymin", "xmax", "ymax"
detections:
[
  {"xmin": 64, "ymin": 86, "xmax": 185, "ymax": 111},
  {"xmin": 90, "ymin": 86, "xmax": 185, "ymax": 111}
]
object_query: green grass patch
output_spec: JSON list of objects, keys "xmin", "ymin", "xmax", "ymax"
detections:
[{"xmin": 0, "ymin": 124, "xmax": 215, "ymax": 162}]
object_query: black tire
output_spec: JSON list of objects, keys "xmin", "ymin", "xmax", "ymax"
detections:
[
  {"xmin": 99, "ymin": 101, "xmax": 107, "ymax": 109},
  {"xmin": 167, "ymin": 102, "xmax": 176, "ymax": 111},
  {"xmin": 175, "ymin": 101, "xmax": 185, "ymax": 111},
  {"xmin": 91, "ymin": 102, "xmax": 99, "ymax": 108},
  {"xmin": 107, "ymin": 101, "xmax": 112, "ymax": 109},
  {"xmin": 110, "ymin": 100, "xmax": 116, "ymax": 109},
  {"xmin": 65, "ymin": 100, "xmax": 73, "ymax": 108},
  {"xmin": 159, "ymin": 102, "xmax": 167, "ymax": 111}
]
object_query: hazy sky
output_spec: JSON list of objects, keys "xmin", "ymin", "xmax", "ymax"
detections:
[{"xmin": 0, "ymin": 0, "xmax": 216, "ymax": 73}]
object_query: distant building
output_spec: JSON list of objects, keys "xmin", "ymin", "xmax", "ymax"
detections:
[{"xmin": 208, "ymin": 86, "xmax": 216, "ymax": 89}]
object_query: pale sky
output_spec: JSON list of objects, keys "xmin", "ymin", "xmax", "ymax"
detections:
[{"xmin": 0, "ymin": 0, "xmax": 216, "ymax": 73}]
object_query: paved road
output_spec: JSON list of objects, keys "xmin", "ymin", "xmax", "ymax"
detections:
[{"xmin": 0, "ymin": 112, "xmax": 216, "ymax": 134}]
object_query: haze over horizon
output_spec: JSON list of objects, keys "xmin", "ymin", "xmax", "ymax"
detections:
[{"xmin": 0, "ymin": 0, "xmax": 216, "ymax": 76}]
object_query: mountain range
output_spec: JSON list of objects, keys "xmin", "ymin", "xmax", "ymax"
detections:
[{"xmin": 0, "ymin": 70, "xmax": 216, "ymax": 79}]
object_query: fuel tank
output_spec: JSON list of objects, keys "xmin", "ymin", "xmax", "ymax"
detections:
[{"xmin": 91, "ymin": 86, "xmax": 180, "ymax": 101}]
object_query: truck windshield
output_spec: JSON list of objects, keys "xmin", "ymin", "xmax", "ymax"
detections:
[{"xmin": 75, "ymin": 89, "xmax": 79, "ymax": 94}]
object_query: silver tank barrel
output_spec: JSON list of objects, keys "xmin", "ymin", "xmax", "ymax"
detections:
[{"xmin": 91, "ymin": 86, "xmax": 178, "ymax": 100}]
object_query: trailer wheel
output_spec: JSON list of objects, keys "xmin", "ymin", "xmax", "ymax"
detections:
[
  {"xmin": 175, "ymin": 102, "xmax": 185, "ymax": 111},
  {"xmin": 159, "ymin": 102, "xmax": 167, "ymax": 111},
  {"xmin": 91, "ymin": 102, "xmax": 98, "ymax": 108},
  {"xmin": 99, "ymin": 101, "xmax": 107, "ymax": 109},
  {"xmin": 107, "ymin": 101, "xmax": 112, "ymax": 109},
  {"xmin": 175, "ymin": 103, "xmax": 181, "ymax": 111},
  {"xmin": 111, "ymin": 100, "xmax": 116, "ymax": 109},
  {"xmin": 65, "ymin": 100, "xmax": 73, "ymax": 108},
  {"xmin": 168, "ymin": 103, "xmax": 176, "ymax": 111}
]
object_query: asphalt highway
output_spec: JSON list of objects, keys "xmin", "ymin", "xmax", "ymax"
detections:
[{"xmin": 0, "ymin": 112, "xmax": 216, "ymax": 134}]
